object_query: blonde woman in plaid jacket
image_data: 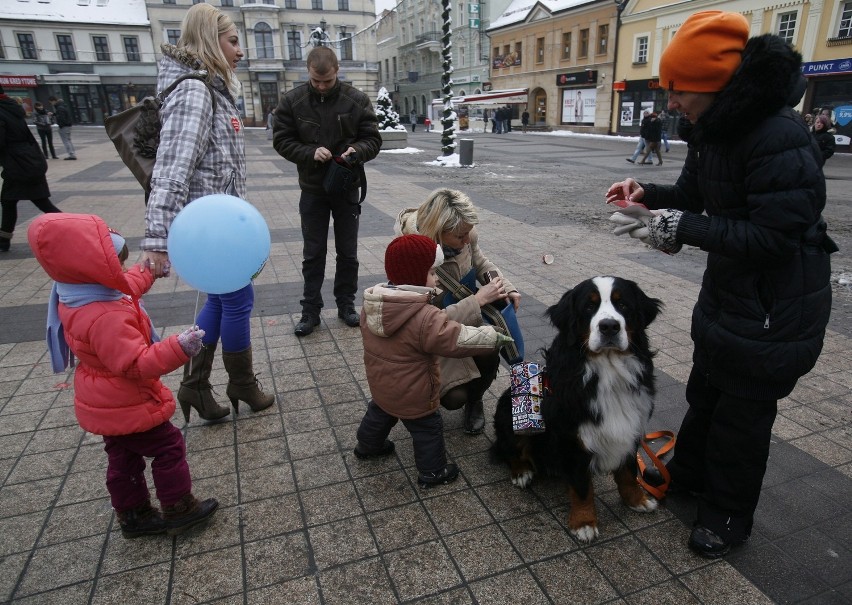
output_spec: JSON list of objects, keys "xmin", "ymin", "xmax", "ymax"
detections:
[{"xmin": 141, "ymin": 3, "xmax": 274, "ymax": 424}]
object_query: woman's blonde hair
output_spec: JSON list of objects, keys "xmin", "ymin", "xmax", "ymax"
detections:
[
  {"xmin": 416, "ymin": 189, "xmax": 479, "ymax": 244},
  {"xmin": 178, "ymin": 3, "xmax": 236, "ymax": 87}
]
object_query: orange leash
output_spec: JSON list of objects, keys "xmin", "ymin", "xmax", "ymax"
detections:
[{"xmin": 636, "ymin": 430, "xmax": 676, "ymax": 500}]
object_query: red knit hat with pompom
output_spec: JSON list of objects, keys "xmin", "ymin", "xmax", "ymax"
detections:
[{"xmin": 385, "ymin": 234, "xmax": 444, "ymax": 287}]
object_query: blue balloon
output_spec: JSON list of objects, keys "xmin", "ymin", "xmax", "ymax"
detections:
[{"xmin": 168, "ymin": 195, "xmax": 271, "ymax": 294}]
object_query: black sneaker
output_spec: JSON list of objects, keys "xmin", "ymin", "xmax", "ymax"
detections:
[
  {"xmin": 688, "ymin": 525, "xmax": 748, "ymax": 559},
  {"xmin": 353, "ymin": 439, "xmax": 395, "ymax": 459},
  {"xmin": 626, "ymin": 158, "xmax": 635, "ymax": 163},
  {"xmin": 338, "ymin": 306, "xmax": 360, "ymax": 327},
  {"xmin": 418, "ymin": 463, "xmax": 459, "ymax": 488},
  {"xmin": 294, "ymin": 314, "xmax": 320, "ymax": 337}
]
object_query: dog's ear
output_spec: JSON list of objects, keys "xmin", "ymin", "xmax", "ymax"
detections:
[
  {"xmin": 547, "ymin": 288, "xmax": 578, "ymax": 336},
  {"xmin": 638, "ymin": 289, "xmax": 664, "ymax": 328}
]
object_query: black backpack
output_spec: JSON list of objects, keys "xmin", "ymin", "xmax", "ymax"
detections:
[{"xmin": 104, "ymin": 71, "xmax": 216, "ymax": 195}]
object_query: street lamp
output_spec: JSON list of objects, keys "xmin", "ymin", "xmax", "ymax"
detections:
[{"xmin": 609, "ymin": 0, "xmax": 628, "ymax": 134}]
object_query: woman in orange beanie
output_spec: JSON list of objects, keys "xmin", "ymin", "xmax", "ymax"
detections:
[{"xmin": 606, "ymin": 11, "xmax": 835, "ymax": 558}]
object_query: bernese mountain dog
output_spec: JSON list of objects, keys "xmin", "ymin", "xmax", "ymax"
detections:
[{"xmin": 492, "ymin": 276, "xmax": 663, "ymax": 543}]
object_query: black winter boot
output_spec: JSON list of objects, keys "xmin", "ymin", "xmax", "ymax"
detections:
[
  {"xmin": 116, "ymin": 500, "xmax": 167, "ymax": 539},
  {"xmin": 177, "ymin": 343, "xmax": 230, "ymax": 423},
  {"xmin": 222, "ymin": 347, "xmax": 275, "ymax": 413},
  {"xmin": 463, "ymin": 400, "xmax": 485, "ymax": 434},
  {"xmin": 0, "ymin": 230, "xmax": 11, "ymax": 252},
  {"xmin": 162, "ymin": 494, "xmax": 218, "ymax": 536}
]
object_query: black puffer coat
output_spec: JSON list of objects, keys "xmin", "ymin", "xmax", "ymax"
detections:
[
  {"xmin": 640, "ymin": 35, "xmax": 833, "ymax": 400},
  {"xmin": 0, "ymin": 97, "xmax": 50, "ymax": 202}
]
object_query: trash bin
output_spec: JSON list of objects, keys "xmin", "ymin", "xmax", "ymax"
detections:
[{"xmin": 459, "ymin": 139, "xmax": 474, "ymax": 166}]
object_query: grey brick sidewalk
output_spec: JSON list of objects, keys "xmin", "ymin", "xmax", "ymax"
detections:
[{"xmin": 0, "ymin": 128, "xmax": 849, "ymax": 604}]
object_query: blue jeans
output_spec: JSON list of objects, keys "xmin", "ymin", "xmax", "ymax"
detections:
[
  {"xmin": 196, "ymin": 284, "xmax": 253, "ymax": 352},
  {"xmin": 629, "ymin": 137, "xmax": 646, "ymax": 161},
  {"xmin": 299, "ymin": 189, "xmax": 360, "ymax": 315}
]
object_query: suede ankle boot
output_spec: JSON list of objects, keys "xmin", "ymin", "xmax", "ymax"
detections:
[
  {"xmin": 177, "ymin": 343, "xmax": 230, "ymax": 423},
  {"xmin": 222, "ymin": 347, "xmax": 275, "ymax": 413},
  {"xmin": 463, "ymin": 400, "xmax": 485, "ymax": 434},
  {"xmin": 162, "ymin": 494, "xmax": 219, "ymax": 535},
  {"xmin": 116, "ymin": 500, "xmax": 167, "ymax": 539}
]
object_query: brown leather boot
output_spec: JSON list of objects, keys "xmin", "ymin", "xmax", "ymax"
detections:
[
  {"xmin": 162, "ymin": 494, "xmax": 218, "ymax": 536},
  {"xmin": 116, "ymin": 500, "xmax": 167, "ymax": 539},
  {"xmin": 222, "ymin": 347, "xmax": 275, "ymax": 413},
  {"xmin": 177, "ymin": 343, "xmax": 230, "ymax": 423}
]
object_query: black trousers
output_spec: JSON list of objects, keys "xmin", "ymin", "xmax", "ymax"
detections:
[
  {"xmin": 356, "ymin": 400, "xmax": 446, "ymax": 474},
  {"xmin": 298, "ymin": 189, "xmax": 360, "ymax": 315},
  {"xmin": 440, "ymin": 352, "xmax": 500, "ymax": 410},
  {"xmin": 37, "ymin": 129, "xmax": 57, "ymax": 158},
  {"xmin": 1, "ymin": 198, "xmax": 61, "ymax": 234},
  {"xmin": 669, "ymin": 366, "xmax": 777, "ymax": 540}
]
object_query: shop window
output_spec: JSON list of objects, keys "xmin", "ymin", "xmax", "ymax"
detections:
[
  {"xmin": 579, "ymin": 28, "xmax": 589, "ymax": 58},
  {"xmin": 254, "ymin": 22, "xmax": 274, "ymax": 59},
  {"xmin": 56, "ymin": 34, "xmax": 76, "ymax": 60},
  {"xmin": 166, "ymin": 29, "xmax": 180, "ymax": 46},
  {"xmin": 536, "ymin": 37, "xmax": 544, "ymax": 64},
  {"xmin": 598, "ymin": 24, "xmax": 608, "ymax": 54},
  {"xmin": 123, "ymin": 36, "xmax": 141, "ymax": 62},
  {"xmin": 562, "ymin": 32, "xmax": 571, "ymax": 60},
  {"xmin": 634, "ymin": 35, "xmax": 648, "ymax": 64},
  {"xmin": 339, "ymin": 31, "xmax": 352, "ymax": 60},
  {"xmin": 777, "ymin": 12, "xmax": 797, "ymax": 44},
  {"xmin": 17, "ymin": 33, "xmax": 37, "ymax": 60},
  {"xmin": 287, "ymin": 31, "xmax": 302, "ymax": 60},
  {"xmin": 838, "ymin": 1, "xmax": 852, "ymax": 38},
  {"xmin": 92, "ymin": 35, "xmax": 110, "ymax": 61}
]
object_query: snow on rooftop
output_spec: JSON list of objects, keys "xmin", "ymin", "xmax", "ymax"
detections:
[
  {"xmin": 489, "ymin": 0, "xmax": 595, "ymax": 30},
  {"xmin": 4, "ymin": 0, "xmax": 149, "ymax": 26}
]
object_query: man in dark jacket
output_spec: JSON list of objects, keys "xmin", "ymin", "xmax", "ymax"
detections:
[
  {"xmin": 48, "ymin": 96, "xmax": 76, "ymax": 160},
  {"xmin": 606, "ymin": 11, "xmax": 834, "ymax": 558},
  {"xmin": 0, "ymin": 85, "xmax": 61, "ymax": 251},
  {"xmin": 273, "ymin": 46, "xmax": 382, "ymax": 336},
  {"xmin": 637, "ymin": 112, "xmax": 663, "ymax": 165}
]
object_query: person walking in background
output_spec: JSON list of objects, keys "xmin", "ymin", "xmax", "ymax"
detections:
[
  {"xmin": 29, "ymin": 213, "xmax": 218, "ymax": 538},
  {"xmin": 142, "ymin": 2, "xmax": 275, "ymax": 422},
  {"xmin": 354, "ymin": 234, "xmax": 513, "ymax": 488},
  {"xmin": 522, "ymin": 109, "xmax": 530, "ymax": 133},
  {"xmin": 606, "ymin": 11, "xmax": 833, "ymax": 559},
  {"xmin": 659, "ymin": 109, "xmax": 672, "ymax": 152},
  {"xmin": 0, "ymin": 84, "xmax": 62, "ymax": 252},
  {"xmin": 48, "ymin": 96, "xmax": 76, "ymax": 160},
  {"xmin": 265, "ymin": 105, "xmax": 274, "ymax": 140},
  {"xmin": 272, "ymin": 46, "xmax": 382, "ymax": 337},
  {"xmin": 626, "ymin": 110, "xmax": 651, "ymax": 163},
  {"xmin": 410, "ymin": 110, "xmax": 417, "ymax": 132},
  {"xmin": 395, "ymin": 189, "xmax": 520, "ymax": 435},
  {"xmin": 33, "ymin": 102, "xmax": 58, "ymax": 159},
  {"xmin": 638, "ymin": 112, "xmax": 664, "ymax": 166},
  {"xmin": 811, "ymin": 114, "xmax": 835, "ymax": 161}
]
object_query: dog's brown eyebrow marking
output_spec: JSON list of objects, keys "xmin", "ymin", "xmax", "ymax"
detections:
[
  {"xmin": 611, "ymin": 290, "xmax": 623, "ymax": 303},
  {"xmin": 588, "ymin": 292, "xmax": 600, "ymax": 305}
]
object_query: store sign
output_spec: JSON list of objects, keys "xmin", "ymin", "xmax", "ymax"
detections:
[
  {"xmin": 469, "ymin": 3, "xmax": 479, "ymax": 13},
  {"xmin": 492, "ymin": 52, "xmax": 521, "ymax": 68},
  {"xmin": 0, "ymin": 75, "xmax": 38, "ymax": 88},
  {"xmin": 556, "ymin": 70, "xmax": 597, "ymax": 86},
  {"xmin": 801, "ymin": 58, "xmax": 852, "ymax": 76},
  {"xmin": 469, "ymin": 18, "xmax": 480, "ymax": 28}
]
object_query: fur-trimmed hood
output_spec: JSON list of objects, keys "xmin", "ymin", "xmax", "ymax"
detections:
[
  {"xmin": 159, "ymin": 43, "xmax": 238, "ymax": 100},
  {"xmin": 685, "ymin": 34, "xmax": 804, "ymax": 145}
]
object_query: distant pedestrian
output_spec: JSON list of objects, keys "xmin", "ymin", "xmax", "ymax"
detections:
[
  {"xmin": 410, "ymin": 110, "xmax": 417, "ymax": 132},
  {"xmin": 626, "ymin": 110, "xmax": 651, "ymax": 163},
  {"xmin": 638, "ymin": 112, "xmax": 663, "ymax": 166},
  {"xmin": 424, "ymin": 117, "xmax": 431, "ymax": 132},
  {"xmin": 33, "ymin": 102, "xmax": 58, "ymax": 159},
  {"xmin": 812, "ymin": 114, "xmax": 835, "ymax": 161},
  {"xmin": 522, "ymin": 109, "xmax": 530, "ymax": 133},
  {"xmin": 48, "ymin": 96, "xmax": 76, "ymax": 160},
  {"xmin": 0, "ymin": 84, "xmax": 62, "ymax": 252},
  {"xmin": 659, "ymin": 110, "xmax": 672, "ymax": 152},
  {"xmin": 266, "ymin": 105, "xmax": 274, "ymax": 140}
]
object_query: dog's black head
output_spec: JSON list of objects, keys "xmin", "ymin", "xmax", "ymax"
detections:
[{"xmin": 546, "ymin": 276, "xmax": 663, "ymax": 354}]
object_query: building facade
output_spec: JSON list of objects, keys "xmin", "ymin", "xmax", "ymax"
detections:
[{"xmin": 0, "ymin": 0, "xmax": 156, "ymax": 123}]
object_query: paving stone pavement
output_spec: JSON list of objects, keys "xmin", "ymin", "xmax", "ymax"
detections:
[{"xmin": 0, "ymin": 127, "xmax": 850, "ymax": 605}]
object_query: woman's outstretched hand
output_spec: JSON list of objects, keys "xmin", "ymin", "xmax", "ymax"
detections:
[
  {"xmin": 141, "ymin": 250, "xmax": 171, "ymax": 278},
  {"xmin": 475, "ymin": 276, "xmax": 509, "ymax": 307}
]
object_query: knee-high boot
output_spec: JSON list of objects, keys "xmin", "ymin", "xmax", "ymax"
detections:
[
  {"xmin": 177, "ymin": 343, "xmax": 230, "ymax": 423},
  {"xmin": 222, "ymin": 347, "xmax": 275, "ymax": 413}
]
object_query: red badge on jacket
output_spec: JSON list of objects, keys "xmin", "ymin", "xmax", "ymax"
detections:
[{"xmin": 231, "ymin": 116, "xmax": 241, "ymax": 132}]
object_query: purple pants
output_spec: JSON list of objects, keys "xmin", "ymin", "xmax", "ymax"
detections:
[{"xmin": 103, "ymin": 421, "xmax": 191, "ymax": 512}]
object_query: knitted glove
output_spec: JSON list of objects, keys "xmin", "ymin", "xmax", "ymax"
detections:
[
  {"xmin": 645, "ymin": 209, "xmax": 683, "ymax": 254},
  {"xmin": 609, "ymin": 212, "xmax": 646, "ymax": 236},
  {"xmin": 177, "ymin": 326, "xmax": 205, "ymax": 357}
]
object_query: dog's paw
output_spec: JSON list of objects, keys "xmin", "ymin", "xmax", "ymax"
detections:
[
  {"xmin": 629, "ymin": 497, "xmax": 658, "ymax": 513},
  {"xmin": 511, "ymin": 470, "xmax": 534, "ymax": 489},
  {"xmin": 571, "ymin": 524, "xmax": 599, "ymax": 544}
]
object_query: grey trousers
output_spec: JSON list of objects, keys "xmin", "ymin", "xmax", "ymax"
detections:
[{"xmin": 58, "ymin": 126, "xmax": 76, "ymax": 157}]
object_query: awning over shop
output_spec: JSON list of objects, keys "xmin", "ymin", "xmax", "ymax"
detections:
[
  {"xmin": 431, "ymin": 88, "xmax": 530, "ymax": 107},
  {"xmin": 41, "ymin": 73, "xmax": 102, "ymax": 85}
]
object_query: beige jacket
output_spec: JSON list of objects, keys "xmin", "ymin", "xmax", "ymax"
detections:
[
  {"xmin": 395, "ymin": 209, "xmax": 517, "ymax": 395},
  {"xmin": 362, "ymin": 284, "xmax": 502, "ymax": 419}
]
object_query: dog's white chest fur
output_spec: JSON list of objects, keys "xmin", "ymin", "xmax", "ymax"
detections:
[{"xmin": 579, "ymin": 355, "xmax": 652, "ymax": 474}]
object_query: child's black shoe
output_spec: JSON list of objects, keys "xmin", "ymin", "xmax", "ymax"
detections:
[
  {"xmin": 353, "ymin": 440, "xmax": 395, "ymax": 460},
  {"xmin": 418, "ymin": 463, "xmax": 459, "ymax": 488},
  {"xmin": 117, "ymin": 500, "xmax": 167, "ymax": 539}
]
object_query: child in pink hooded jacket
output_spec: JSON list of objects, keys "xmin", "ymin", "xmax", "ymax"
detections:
[{"xmin": 28, "ymin": 213, "xmax": 218, "ymax": 538}]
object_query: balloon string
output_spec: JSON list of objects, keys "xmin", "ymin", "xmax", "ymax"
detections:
[{"xmin": 187, "ymin": 289, "xmax": 202, "ymax": 375}]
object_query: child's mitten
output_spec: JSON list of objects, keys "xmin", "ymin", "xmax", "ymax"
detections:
[{"xmin": 177, "ymin": 326, "xmax": 205, "ymax": 357}]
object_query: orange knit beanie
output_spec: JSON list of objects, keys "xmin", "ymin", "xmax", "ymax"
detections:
[{"xmin": 660, "ymin": 11, "xmax": 750, "ymax": 93}]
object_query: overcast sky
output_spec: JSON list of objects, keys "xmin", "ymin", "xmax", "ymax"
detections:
[{"xmin": 376, "ymin": 0, "xmax": 396, "ymax": 15}]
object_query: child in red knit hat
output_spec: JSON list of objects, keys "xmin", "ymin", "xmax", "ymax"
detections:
[{"xmin": 354, "ymin": 234, "xmax": 513, "ymax": 488}]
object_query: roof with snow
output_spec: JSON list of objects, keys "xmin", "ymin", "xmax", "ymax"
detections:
[
  {"xmin": 2, "ymin": 0, "xmax": 149, "ymax": 26},
  {"xmin": 489, "ymin": 0, "xmax": 595, "ymax": 30}
]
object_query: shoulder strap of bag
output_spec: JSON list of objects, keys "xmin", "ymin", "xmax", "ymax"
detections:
[
  {"xmin": 160, "ymin": 71, "xmax": 217, "ymax": 114},
  {"xmin": 636, "ymin": 430, "xmax": 676, "ymax": 500},
  {"xmin": 434, "ymin": 264, "xmax": 521, "ymax": 361}
]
